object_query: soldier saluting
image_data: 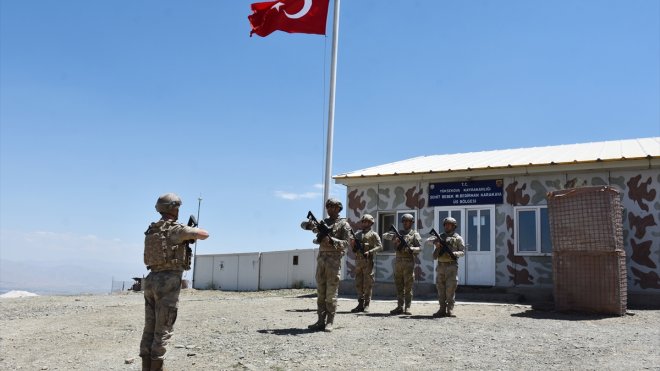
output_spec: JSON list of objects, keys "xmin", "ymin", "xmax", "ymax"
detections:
[
  {"xmin": 301, "ymin": 198, "xmax": 352, "ymax": 332},
  {"xmin": 140, "ymin": 193, "xmax": 209, "ymax": 371}
]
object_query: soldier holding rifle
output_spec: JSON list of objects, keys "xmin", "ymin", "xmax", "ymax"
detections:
[
  {"xmin": 301, "ymin": 198, "xmax": 352, "ymax": 332},
  {"xmin": 140, "ymin": 193, "xmax": 209, "ymax": 371},
  {"xmin": 350, "ymin": 214, "xmax": 382, "ymax": 313},
  {"xmin": 430, "ymin": 217, "xmax": 465, "ymax": 318},
  {"xmin": 383, "ymin": 213, "xmax": 421, "ymax": 315}
]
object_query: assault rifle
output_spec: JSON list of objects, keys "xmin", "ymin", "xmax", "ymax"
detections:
[
  {"xmin": 350, "ymin": 229, "xmax": 366, "ymax": 258},
  {"xmin": 303, "ymin": 211, "xmax": 333, "ymax": 244},
  {"xmin": 186, "ymin": 215, "xmax": 198, "ymax": 243},
  {"xmin": 388, "ymin": 225, "xmax": 411, "ymax": 253},
  {"xmin": 184, "ymin": 214, "xmax": 197, "ymax": 269},
  {"xmin": 429, "ymin": 228, "xmax": 457, "ymax": 260}
]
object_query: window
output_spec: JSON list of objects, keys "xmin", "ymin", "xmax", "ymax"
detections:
[
  {"xmin": 437, "ymin": 209, "xmax": 463, "ymax": 237},
  {"xmin": 377, "ymin": 210, "xmax": 417, "ymax": 253},
  {"xmin": 467, "ymin": 209, "xmax": 491, "ymax": 252},
  {"xmin": 292, "ymin": 255, "xmax": 299, "ymax": 265},
  {"xmin": 514, "ymin": 206, "xmax": 552, "ymax": 255}
]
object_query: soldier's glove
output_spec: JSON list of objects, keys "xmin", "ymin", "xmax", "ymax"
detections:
[{"xmin": 301, "ymin": 221, "xmax": 315, "ymax": 230}]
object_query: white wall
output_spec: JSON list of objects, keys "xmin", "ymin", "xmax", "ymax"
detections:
[
  {"xmin": 193, "ymin": 255, "xmax": 215, "ymax": 290},
  {"xmin": 193, "ymin": 253, "xmax": 260, "ymax": 291},
  {"xmin": 260, "ymin": 249, "xmax": 317, "ymax": 290},
  {"xmin": 193, "ymin": 249, "xmax": 317, "ymax": 291}
]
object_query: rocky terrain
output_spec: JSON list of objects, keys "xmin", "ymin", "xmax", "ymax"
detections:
[{"xmin": 1, "ymin": 289, "xmax": 658, "ymax": 370}]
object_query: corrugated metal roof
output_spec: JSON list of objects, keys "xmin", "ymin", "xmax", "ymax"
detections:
[{"xmin": 335, "ymin": 137, "xmax": 659, "ymax": 179}]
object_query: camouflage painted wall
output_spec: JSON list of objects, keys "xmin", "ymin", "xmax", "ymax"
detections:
[
  {"xmin": 494, "ymin": 173, "xmax": 606, "ymax": 288},
  {"xmin": 343, "ymin": 182, "xmax": 435, "ymax": 284},
  {"xmin": 344, "ymin": 168, "xmax": 659, "ymax": 294},
  {"xmin": 619, "ymin": 170, "xmax": 660, "ymax": 291},
  {"xmin": 496, "ymin": 170, "xmax": 659, "ymax": 293}
]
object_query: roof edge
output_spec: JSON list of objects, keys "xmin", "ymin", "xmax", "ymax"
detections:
[{"xmin": 334, "ymin": 157, "xmax": 658, "ymax": 185}]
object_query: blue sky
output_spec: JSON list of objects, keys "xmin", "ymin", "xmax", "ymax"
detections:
[{"xmin": 1, "ymin": 0, "xmax": 659, "ymax": 292}]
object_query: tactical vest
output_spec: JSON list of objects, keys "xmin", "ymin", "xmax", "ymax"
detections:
[
  {"xmin": 395, "ymin": 229, "xmax": 420, "ymax": 258},
  {"xmin": 319, "ymin": 217, "xmax": 349, "ymax": 252},
  {"xmin": 144, "ymin": 220, "xmax": 190, "ymax": 272},
  {"xmin": 356, "ymin": 230, "xmax": 379, "ymax": 259},
  {"xmin": 437, "ymin": 232, "xmax": 462, "ymax": 263}
]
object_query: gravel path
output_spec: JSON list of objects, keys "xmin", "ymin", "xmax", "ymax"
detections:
[{"xmin": 1, "ymin": 289, "xmax": 658, "ymax": 370}]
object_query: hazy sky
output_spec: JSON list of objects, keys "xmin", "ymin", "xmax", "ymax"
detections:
[{"xmin": 1, "ymin": 0, "xmax": 659, "ymax": 290}]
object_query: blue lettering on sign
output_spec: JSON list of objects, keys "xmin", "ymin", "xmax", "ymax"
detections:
[{"xmin": 428, "ymin": 179, "xmax": 504, "ymax": 206}]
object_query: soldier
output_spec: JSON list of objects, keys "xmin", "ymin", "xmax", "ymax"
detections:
[
  {"xmin": 385, "ymin": 213, "xmax": 421, "ymax": 315},
  {"xmin": 350, "ymin": 214, "xmax": 382, "ymax": 313},
  {"xmin": 140, "ymin": 193, "xmax": 209, "ymax": 371},
  {"xmin": 432, "ymin": 217, "xmax": 465, "ymax": 318},
  {"xmin": 301, "ymin": 198, "xmax": 352, "ymax": 332}
]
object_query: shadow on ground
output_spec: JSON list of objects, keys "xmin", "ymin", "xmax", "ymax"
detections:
[
  {"xmin": 256, "ymin": 328, "xmax": 314, "ymax": 336},
  {"xmin": 357, "ymin": 313, "xmax": 390, "ymax": 318},
  {"xmin": 285, "ymin": 308, "xmax": 316, "ymax": 313},
  {"xmin": 511, "ymin": 308, "xmax": 629, "ymax": 321},
  {"xmin": 400, "ymin": 314, "xmax": 439, "ymax": 320}
]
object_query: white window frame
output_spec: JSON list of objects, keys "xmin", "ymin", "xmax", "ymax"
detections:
[
  {"xmin": 376, "ymin": 209, "xmax": 417, "ymax": 255},
  {"xmin": 514, "ymin": 206, "xmax": 552, "ymax": 256}
]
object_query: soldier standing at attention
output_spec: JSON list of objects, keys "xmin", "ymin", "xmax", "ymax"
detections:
[
  {"xmin": 386, "ymin": 213, "xmax": 421, "ymax": 315},
  {"xmin": 140, "ymin": 193, "xmax": 209, "ymax": 371},
  {"xmin": 350, "ymin": 214, "xmax": 382, "ymax": 313},
  {"xmin": 301, "ymin": 198, "xmax": 352, "ymax": 332},
  {"xmin": 432, "ymin": 217, "xmax": 465, "ymax": 318}
]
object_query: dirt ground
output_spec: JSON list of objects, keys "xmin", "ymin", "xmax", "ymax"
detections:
[{"xmin": 1, "ymin": 289, "xmax": 658, "ymax": 370}]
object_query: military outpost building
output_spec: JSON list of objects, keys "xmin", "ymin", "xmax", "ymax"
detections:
[{"xmin": 335, "ymin": 137, "xmax": 660, "ymax": 306}]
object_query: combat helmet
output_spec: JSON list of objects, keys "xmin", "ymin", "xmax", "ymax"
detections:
[
  {"xmin": 360, "ymin": 214, "xmax": 374, "ymax": 224},
  {"xmin": 401, "ymin": 213, "xmax": 415, "ymax": 222},
  {"xmin": 325, "ymin": 198, "xmax": 343, "ymax": 211},
  {"xmin": 155, "ymin": 193, "xmax": 182, "ymax": 214},
  {"xmin": 443, "ymin": 217, "xmax": 457, "ymax": 226}
]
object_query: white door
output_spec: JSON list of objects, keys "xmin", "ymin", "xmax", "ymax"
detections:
[
  {"xmin": 213, "ymin": 255, "xmax": 239, "ymax": 290},
  {"xmin": 237, "ymin": 254, "xmax": 260, "ymax": 291},
  {"xmin": 464, "ymin": 206, "xmax": 496, "ymax": 286},
  {"xmin": 434, "ymin": 206, "xmax": 496, "ymax": 286}
]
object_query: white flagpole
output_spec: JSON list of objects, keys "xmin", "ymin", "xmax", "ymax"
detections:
[{"xmin": 323, "ymin": 0, "xmax": 341, "ymax": 217}]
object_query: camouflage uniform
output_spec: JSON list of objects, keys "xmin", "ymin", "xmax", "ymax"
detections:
[
  {"xmin": 388, "ymin": 227, "xmax": 421, "ymax": 314},
  {"xmin": 352, "ymin": 222, "xmax": 382, "ymax": 312},
  {"xmin": 140, "ymin": 221, "xmax": 198, "ymax": 364},
  {"xmin": 302, "ymin": 200, "xmax": 352, "ymax": 332},
  {"xmin": 433, "ymin": 230, "xmax": 465, "ymax": 317},
  {"xmin": 140, "ymin": 193, "xmax": 205, "ymax": 371},
  {"xmin": 313, "ymin": 216, "xmax": 351, "ymax": 330}
]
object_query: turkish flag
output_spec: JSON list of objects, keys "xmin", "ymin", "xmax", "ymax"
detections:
[{"xmin": 248, "ymin": 0, "xmax": 329, "ymax": 37}]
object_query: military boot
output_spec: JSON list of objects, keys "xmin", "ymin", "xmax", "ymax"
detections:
[
  {"xmin": 324, "ymin": 313, "xmax": 335, "ymax": 332},
  {"xmin": 390, "ymin": 298, "xmax": 404, "ymax": 314},
  {"xmin": 390, "ymin": 306, "xmax": 403, "ymax": 315},
  {"xmin": 350, "ymin": 299, "xmax": 364, "ymax": 313},
  {"xmin": 403, "ymin": 299, "xmax": 412, "ymax": 315},
  {"xmin": 150, "ymin": 359, "xmax": 164, "ymax": 371},
  {"xmin": 363, "ymin": 300, "xmax": 370, "ymax": 312},
  {"xmin": 446, "ymin": 307, "xmax": 454, "ymax": 317},
  {"xmin": 433, "ymin": 307, "xmax": 446, "ymax": 318},
  {"xmin": 308, "ymin": 312, "xmax": 326, "ymax": 331},
  {"xmin": 141, "ymin": 356, "xmax": 151, "ymax": 371}
]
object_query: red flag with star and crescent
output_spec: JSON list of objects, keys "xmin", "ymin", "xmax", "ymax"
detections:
[{"xmin": 248, "ymin": 0, "xmax": 329, "ymax": 37}]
